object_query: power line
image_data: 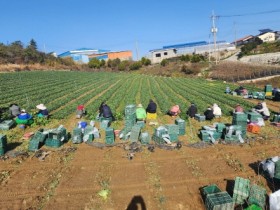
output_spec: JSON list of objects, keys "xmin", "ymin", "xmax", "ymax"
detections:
[{"xmin": 219, "ymin": 9, "xmax": 280, "ymax": 18}]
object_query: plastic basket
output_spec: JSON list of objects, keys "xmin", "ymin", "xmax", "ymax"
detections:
[
  {"xmin": 0, "ymin": 120, "xmax": 15, "ymax": 130},
  {"xmin": 205, "ymin": 191, "xmax": 234, "ymax": 210},
  {"xmin": 202, "ymin": 185, "xmax": 221, "ymax": 200},
  {"xmin": 130, "ymin": 125, "xmax": 141, "ymax": 142},
  {"xmin": 140, "ymin": 132, "xmax": 151, "ymax": 144},
  {"xmin": 45, "ymin": 138, "xmax": 62, "ymax": 148},
  {"xmin": 165, "ymin": 124, "xmax": 179, "ymax": 134},
  {"xmin": 0, "ymin": 134, "xmax": 7, "ymax": 148},
  {"xmin": 0, "ymin": 147, "xmax": 5, "ymax": 155},
  {"xmin": 232, "ymin": 113, "xmax": 248, "ymax": 122},
  {"xmin": 125, "ymin": 104, "xmax": 136, "ymax": 116},
  {"xmin": 247, "ymin": 112, "xmax": 263, "ymax": 123},
  {"xmin": 274, "ymin": 160, "xmax": 280, "ymax": 179},
  {"xmin": 248, "ymin": 185, "xmax": 266, "ymax": 209},
  {"xmin": 233, "ymin": 177, "xmax": 250, "ymax": 205},
  {"xmin": 31, "ymin": 131, "xmax": 47, "ymax": 143},
  {"xmin": 105, "ymin": 136, "xmax": 114, "ymax": 145},
  {"xmin": 28, "ymin": 139, "xmax": 41, "ymax": 151}
]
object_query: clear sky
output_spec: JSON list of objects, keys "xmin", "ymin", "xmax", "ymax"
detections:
[{"xmin": 1, "ymin": 0, "xmax": 279, "ymax": 60}]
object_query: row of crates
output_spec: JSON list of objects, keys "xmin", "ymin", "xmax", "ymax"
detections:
[
  {"xmin": 29, "ymin": 126, "xmax": 68, "ymax": 151},
  {"xmin": 202, "ymin": 177, "xmax": 266, "ymax": 210}
]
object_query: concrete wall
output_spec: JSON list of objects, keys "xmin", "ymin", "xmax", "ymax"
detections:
[
  {"xmin": 107, "ymin": 51, "xmax": 132, "ymax": 61},
  {"xmin": 150, "ymin": 49, "xmax": 177, "ymax": 64},
  {"xmin": 240, "ymin": 52, "xmax": 280, "ymax": 65}
]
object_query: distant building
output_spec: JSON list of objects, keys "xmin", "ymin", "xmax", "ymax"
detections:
[
  {"xmin": 149, "ymin": 41, "xmax": 235, "ymax": 64},
  {"xmin": 58, "ymin": 48, "xmax": 110, "ymax": 64},
  {"xmin": 257, "ymin": 31, "xmax": 276, "ymax": 42},
  {"xmin": 232, "ymin": 35, "xmax": 254, "ymax": 46},
  {"xmin": 88, "ymin": 51, "xmax": 133, "ymax": 61}
]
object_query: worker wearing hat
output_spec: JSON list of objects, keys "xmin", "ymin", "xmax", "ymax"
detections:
[{"xmin": 36, "ymin": 104, "xmax": 49, "ymax": 118}]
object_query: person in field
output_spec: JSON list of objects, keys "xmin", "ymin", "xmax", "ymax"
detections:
[
  {"xmin": 213, "ymin": 103, "xmax": 222, "ymax": 118},
  {"xmin": 255, "ymin": 102, "xmax": 270, "ymax": 120},
  {"xmin": 136, "ymin": 104, "xmax": 147, "ymax": 122},
  {"xmin": 15, "ymin": 109, "xmax": 33, "ymax": 128},
  {"xmin": 99, "ymin": 101, "xmax": 113, "ymax": 119},
  {"xmin": 234, "ymin": 104, "xmax": 244, "ymax": 113},
  {"xmin": 9, "ymin": 103, "xmax": 21, "ymax": 118},
  {"xmin": 204, "ymin": 106, "xmax": 214, "ymax": 120},
  {"xmin": 167, "ymin": 105, "xmax": 181, "ymax": 117},
  {"xmin": 146, "ymin": 99, "xmax": 157, "ymax": 120},
  {"xmin": 36, "ymin": 104, "xmax": 49, "ymax": 118},
  {"xmin": 76, "ymin": 104, "xmax": 86, "ymax": 119},
  {"xmin": 186, "ymin": 103, "xmax": 197, "ymax": 118}
]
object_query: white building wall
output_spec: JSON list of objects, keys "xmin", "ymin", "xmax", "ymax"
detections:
[
  {"xmin": 150, "ymin": 49, "xmax": 177, "ymax": 64},
  {"xmin": 258, "ymin": 32, "xmax": 276, "ymax": 42}
]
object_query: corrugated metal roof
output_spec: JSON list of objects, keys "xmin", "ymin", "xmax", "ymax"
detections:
[{"xmin": 163, "ymin": 41, "xmax": 207, "ymax": 49}]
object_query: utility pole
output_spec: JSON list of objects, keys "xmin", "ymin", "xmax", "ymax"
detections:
[
  {"xmin": 211, "ymin": 11, "xmax": 218, "ymax": 64},
  {"xmin": 234, "ymin": 22, "xmax": 237, "ymax": 47},
  {"xmin": 135, "ymin": 41, "xmax": 139, "ymax": 61}
]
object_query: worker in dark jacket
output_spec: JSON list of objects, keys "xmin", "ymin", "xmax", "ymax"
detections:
[
  {"xmin": 187, "ymin": 103, "xmax": 197, "ymax": 118},
  {"xmin": 99, "ymin": 102, "xmax": 113, "ymax": 119},
  {"xmin": 204, "ymin": 106, "xmax": 214, "ymax": 120},
  {"xmin": 146, "ymin": 99, "xmax": 157, "ymax": 120}
]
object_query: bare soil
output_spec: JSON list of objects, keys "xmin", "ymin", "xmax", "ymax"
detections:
[{"xmin": 0, "ymin": 103, "xmax": 280, "ymax": 210}]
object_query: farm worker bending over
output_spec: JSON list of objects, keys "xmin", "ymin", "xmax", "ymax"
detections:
[
  {"xmin": 234, "ymin": 104, "xmax": 244, "ymax": 113},
  {"xmin": 136, "ymin": 104, "xmax": 147, "ymax": 122},
  {"xmin": 146, "ymin": 99, "xmax": 157, "ymax": 120},
  {"xmin": 186, "ymin": 103, "xmax": 197, "ymax": 118},
  {"xmin": 99, "ymin": 102, "xmax": 113, "ymax": 119},
  {"xmin": 9, "ymin": 103, "xmax": 21, "ymax": 118},
  {"xmin": 225, "ymin": 86, "xmax": 231, "ymax": 94},
  {"xmin": 204, "ymin": 106, "xmax": 214, "ymax": 121},
  {"xmin": 213, "ymin": 103, "xmax": 222, "ymax": 118},
  {"xmin": 15, "ymin": 109, "xmax": 33, "ymax": 127},
  {"xmin": 255, "ymin": 102, "xmax": 270, "ymax": 120},
  {"xmin": 76, "ymin": 104, "xmax": 86, "ymax": 119},
  {"xmin": 36, "ymin": 104, "xmax": 49, "ymax": 118},
  {"xmin": 78, "ymin": 121, "xmax": 87, "ymax": 133},
  {"xmin": 168, "ymin": 105, "xmax": 181, "ymax": 117}
]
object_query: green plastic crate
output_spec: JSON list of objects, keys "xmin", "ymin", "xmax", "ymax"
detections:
[
  {"xmin": 169, "ymin": 133, "xmax": 178, "ymax": 142},
  {"xmin": 272, "ymin": 114, "xmax": 280, "ymax": 123},
  {"xmin": 125, "ymin": 104, "xmax": 136, "ymax": 116},
  {"xmin": 247, "ymin": 112, "xmax": 263, "ymax": 123},
  {"xmin": 274, "ymin": 160, "xmax": 280, "ymax": 179},
  {"xmin": 215, "ymin": 123, "xmax": 226, "ymax": 133},
  {"xmin": 72, "ymin": 127, "xmax": 83, "ymax": 144},
  {"xmin": 140, "ymin": 132, "xmax": 151, "ymax": 144},
  {"xmin": 0, "ymin": 120, "xmax": 15, "ymax": 130},
  {"xmin": 48, "ymin": 127, "xmax": 67, "ymax": 141},
  {"xmin": 0, "ymin": 147, "xmax": 5, "ymax": 156},
  {"xmin": 105, "ymin": 136, "xmax": 114, "ymax": 145},
  {"xmin": 175, "ymin": 118, "xmax": 186, "ymax": 129},
  {"xmin": 179, "ymin": 128, "xmax": 186, "ymax": 136},
  {"xmin": 205, "ymin": 191, "xmax": 234, "ymax": 210},
  {"xmin": 244, "ymin": 204, "xmax": 262, "ymax": 210},
  {"xmin": 28, "ymin": 139, "xmax": 41, "ymax": 151},
  {"xmin": 130, "ymin": 125, "xmax": 141, "ymax": 142},
  {"xmin": 31, "ymin": 131, "xmax": 47, "ymax": 143},
  {"xmin": 125, "ymin": 114, "xmax": 136, "ymax": 120},
  {"xmin": 0, "ymin": 134, "xmax": 7, "ymax": 148},
  {"xmin": 105, "ymin": 127, "xmax": 114, "ymax": 137},
  {"xmin": 248, "ymin": 185, "xmax": 266, "ymax": 209},
  {"xmin": 165, "ymin": 124, "xmax": 179, "ymax": 134},
  {"xmin": 152, "ymin": 134, "xmax": 165, "ymax": 144},
  {"xmin": 200, "ymin": 130, "xmax": 222, "ymax": 142},
  {"xmin": 202, "ymin": 185, "xmax": 221, "ymax": 199},
  {"xmin": 233, "ymin": 177, "xmax": 250, "ymax": 205},
  {"xmin": 100, "ymin": 120, "xmax": 110, "ymax": 130},
  {"xmin": 232, "ymin": 113, "xmax": 248, "ymax": 122},
  {"xmin": 265, "ymin": 85, "xmax": 272, "ymax": 92},
  {"xmin": 154, "ymin": 127, "xmax": 168, "ymax": 138},
  {"xmin": 45, "ymin": 138, "xmax": 62, "ymax": 148},
  {"xmin": 195, "ymin": 114, "xmax": 206, "ymax": 122},
  {"xmin": 136, "ymin": 121, "xmax": 145, "ymax": 129}
]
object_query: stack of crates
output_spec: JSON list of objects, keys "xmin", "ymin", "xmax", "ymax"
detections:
[
  {"xmin": 164, "ymin": 124, "xmax": 179, "ymax": 142},
  {"xmin": 247, "ymin": 112, "xmax": 263, "ymax": 123},
  {"xmin": 130, "ymin": 125, "xmax": 141, "ymax": 142},
  {"xmin": 0, "ymin": 120, "xmax": 15, "ymax": 130},
  {"xmin": 200, "ymin": 124, "xmax": 225, "ymax": 143},
  {"xmin": 100, "ymin": 120, "xmax": 110, "ymax": 130},
  {"xmin": 232, "ymin": 112, "xmax": 248, "ymax": 138},
  {"xmin": 152, "ymin": 126, "xmax": 168, "ymax": 144},
  {"xmin": 0, "ymin": 134, "xmax": 7, "ymax": 155},
  {"xmin": 202, "ymin": 184, "xmax": 222, "ymax": 201},
  {"xmin": 195, "ymin": 114, "xmax": 206, "ymax": 122},
  {"xmin": 224, "ymin": 125, "xmax": 243, "ymax": 142},
  {"xmin": 140, "ymin": 132, "xmax": 151, "ymax": 144},
  {"xmin": 72, "ymin": 127, "xmax": 83, "ymax": 144},
  {"xmin": 105, "ymin": 127, "xmax": 114, "ymax": 145},
  {"xmin": 233, "ymin": 177, "xmax": 250, "ymax": 205},
  {"xmin": 124, "ymin": 104, "xmax": 136, "ymax": 129},
  {"xmin": 248, "ymin": 185, "xmax": 266, "ymax": 209},
  {"xmin": 28, "ymin": 130, "xmax": 47, "ymax": 151},
  {"xmin": 136, "ymin": 120, "xmax": 145, "ymax": 129},
  {"xmin": 84, "ymin": 126, "xmax": 95, "ymax": 142},
  {"xmin": 175, "ymin": 118, "xmax": 186, "ymax": 135},
  {"xmin": 45, "ymin": 125, "xmax": 67, "ymax": 148},
  {"xmin": 265, "ymin": 84, "xmax": 273, "ymax": 98}
]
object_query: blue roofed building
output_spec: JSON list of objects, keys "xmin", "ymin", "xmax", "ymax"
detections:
[
  {"xmin": 58, "ymin": 48, "xmax": 110, "ymax": 64},
  {"xmin": 148, "ymin": 41, "xmax": 235, "ymax": 64}
]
